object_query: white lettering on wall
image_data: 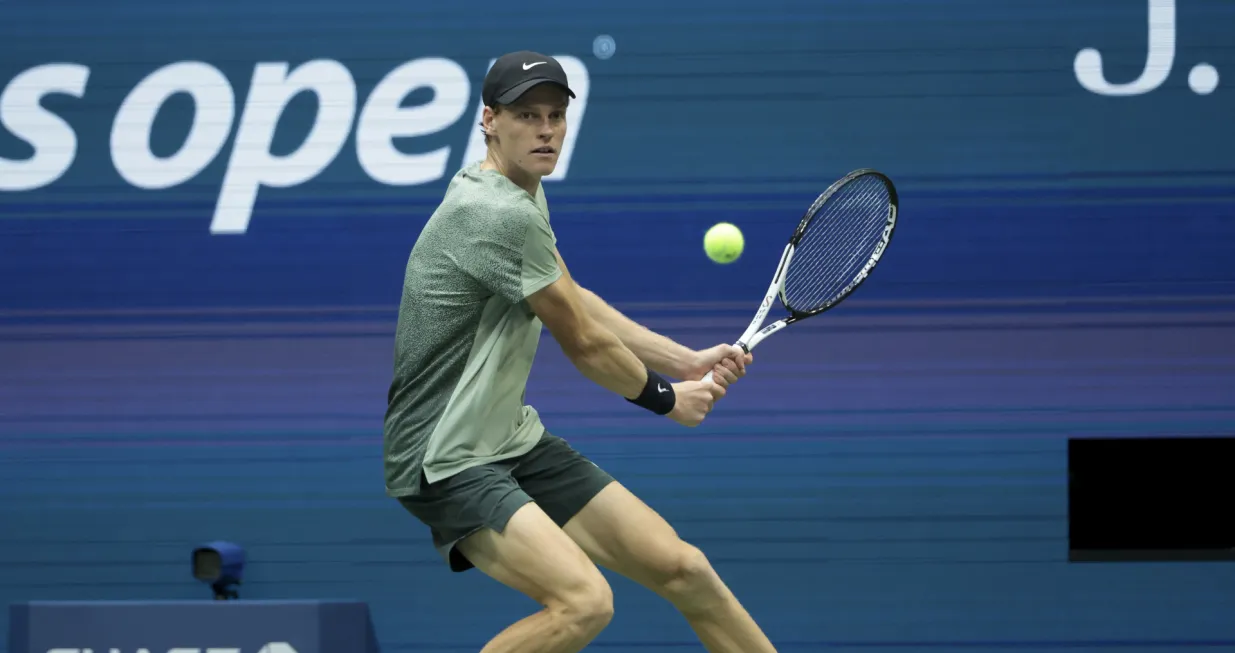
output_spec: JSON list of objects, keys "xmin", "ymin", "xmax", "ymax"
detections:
[
  {"xmin": 0, "ymin": 55, "xmax": 592, "ymax": 234},
  {"xmin": 0, "ymin": 64, "xmax": 90, "ymax": 191},
  {"xmin": 111, "ymin": 62, "xmax": 236, "ymax": 189},
  {"xmin": 1075, "ymin": 0, "xmax": 1219, "ymax": 96}
]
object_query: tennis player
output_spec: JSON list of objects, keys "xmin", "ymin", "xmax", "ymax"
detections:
[{"xmin": 383, "ymin": 51, "xmax": 777, "ymax": 652}]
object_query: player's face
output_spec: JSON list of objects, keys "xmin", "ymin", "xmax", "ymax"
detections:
[{"xmin": 489, "ymin": 85, "xmax": 570, "ymax": 178}]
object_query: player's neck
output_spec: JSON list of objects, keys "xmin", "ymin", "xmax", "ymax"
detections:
[{"xmin": 481, "ymin": 150, "xmax": 541, "ymax": 196}]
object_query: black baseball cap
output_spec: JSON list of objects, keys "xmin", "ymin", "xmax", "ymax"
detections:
[{"xmin": 482, "ymin": 51, "xmax": 576, "ymax": 107}]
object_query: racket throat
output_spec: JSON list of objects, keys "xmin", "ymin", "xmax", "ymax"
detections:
[
  {"xmin": 746, "ymin": 318, "xmax": 790, "ymax": 350},
  {"xmin": 735, "ymin": 243, "xmax": 794, "ymax": 351}
]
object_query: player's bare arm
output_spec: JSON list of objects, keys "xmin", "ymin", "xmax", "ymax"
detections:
[
  {"xmin": 562, "ymin": 251, "xmax": 750, "ymax": 387},
  {"xmin": 527, "ymin": 274, "xmax": 648, "ymax": 400},
  {"xmin": 526, "ymin": 249, "xmax": 720, "ymax": 426},
  {"xmin": 552, "ymin": 245, "xmax": 689, "ymax": 378},
  {"xmin": 575, "ymin": 285, "xmax": 749, "ymax": 384},
  {"xmin": 573, "ymin": 284, "xmax": 690, "ymax": 375}
]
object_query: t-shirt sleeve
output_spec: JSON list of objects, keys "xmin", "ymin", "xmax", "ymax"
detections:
[
  {"xmin": 458, "ymin": 203, "xmax": 561, "ymax": 304},
  {"xmin": 519, "ymin": 207, "xmax": 561, "ymax": 299}
]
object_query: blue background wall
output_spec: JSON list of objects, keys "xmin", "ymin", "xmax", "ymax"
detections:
[{"xmin": 2, "ymin": 0, "xmax": 1233, "ymax": 650}]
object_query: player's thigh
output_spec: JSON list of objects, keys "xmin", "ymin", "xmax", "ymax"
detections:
[
  {"xmin": 512, "ymin": 433, "xmax": 714, "ymax": 592},
  {"xmin": 562, "ymin": 481, "xmax": 715, "ymax": 596},
  {"xmin": 456, "ymin": 500, "xmax": 612, "ymax": 611}
]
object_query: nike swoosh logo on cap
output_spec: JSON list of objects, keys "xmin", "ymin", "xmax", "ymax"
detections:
[{"xmin": 522, "ymin": 62, "xmax": 547, "ymax": 70}]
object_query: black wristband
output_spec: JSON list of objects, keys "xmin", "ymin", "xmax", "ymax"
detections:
[{"xmin": 626, "ymin": 368, "xmax": 676, "ymax": 415}]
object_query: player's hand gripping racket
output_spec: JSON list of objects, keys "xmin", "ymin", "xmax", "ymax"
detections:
[{"xmin": 703, "ymin": 168, "xmax": 899, "ymax": 383}]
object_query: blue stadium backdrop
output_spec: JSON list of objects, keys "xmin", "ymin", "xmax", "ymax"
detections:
[{"xmin": 2, "ymin": 0, "xmax": 1234, "ymax": 650}]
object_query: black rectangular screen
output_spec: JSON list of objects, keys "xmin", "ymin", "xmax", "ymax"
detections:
[{"xmin": 1068, "ymin": 436, "xmax": 1235, "ymax": 562}]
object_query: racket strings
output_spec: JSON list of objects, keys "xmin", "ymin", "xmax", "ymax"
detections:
[{"xmin": 782, "ymin": 175, "xmax": 891, "ymax": 314}]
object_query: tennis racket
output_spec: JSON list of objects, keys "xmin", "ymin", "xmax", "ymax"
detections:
[{"xmin": 703, "ymin": 168, "xmax": 899, "ymax": 382}]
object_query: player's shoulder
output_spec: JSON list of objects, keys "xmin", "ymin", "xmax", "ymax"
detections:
[{"xmin": 439, "ymin": 162, "xmax": 541, "ymax": 226}]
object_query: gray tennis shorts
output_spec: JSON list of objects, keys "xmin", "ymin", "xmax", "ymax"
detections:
[{"xmin": 396, "ymin": 431, "xmax": 615, "ymax": 572}]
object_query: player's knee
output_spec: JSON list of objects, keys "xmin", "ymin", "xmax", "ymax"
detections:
[
  {"xmin": 550, "ymin": 573, "xmax": 614, "ymax": 637},
  {"xmin": 660, "ymin": 543, "xmax": 725, "ymax": 609}
]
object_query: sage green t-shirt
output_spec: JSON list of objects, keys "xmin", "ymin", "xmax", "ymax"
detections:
[{"xmin": 383, "ymin": 162, "xmax": 562, "ymax": 494}]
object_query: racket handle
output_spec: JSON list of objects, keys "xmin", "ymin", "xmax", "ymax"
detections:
[{"xmin": 699, "ymin": 340, "xmax": 747, "ymax": 383}]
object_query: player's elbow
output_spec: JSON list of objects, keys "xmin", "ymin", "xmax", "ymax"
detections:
[
  {"xmin": 558, "ymin": 323, "xmax": 612, "ymax": 363},
  {"xmin": 548, "ymin": 309, "xmax": 612, "ymax": 363}
]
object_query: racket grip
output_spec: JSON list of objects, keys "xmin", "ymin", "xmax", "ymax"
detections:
[{"xmin": 701, "ymin": 370, "xmax": 715, "ymax": 383}]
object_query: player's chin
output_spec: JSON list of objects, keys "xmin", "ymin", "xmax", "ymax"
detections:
[{"xmin": 525, "ymin": 155, "xmax": 558, "ymax": 175}]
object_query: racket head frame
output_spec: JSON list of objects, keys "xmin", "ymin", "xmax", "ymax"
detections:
[{"xmin": 734, "ymin": 168, "xmax": 899, "ymax": 354}]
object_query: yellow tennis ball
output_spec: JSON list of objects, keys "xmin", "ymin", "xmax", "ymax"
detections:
[{"xmin": 704, "ymin": 222, "xmax": 744, "ymax": 264}]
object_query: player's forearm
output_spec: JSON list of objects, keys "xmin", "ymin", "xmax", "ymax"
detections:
[
  {"xmin": 576, "ymin": 286, "xmax": 693, "ymax": 379},
  {"xmin": 563, "ymin": 318, "xmax": 653, "ymax": 400}
]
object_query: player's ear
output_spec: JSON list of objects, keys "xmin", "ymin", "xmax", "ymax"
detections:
[
  {"xmin": 482, "ymin": 104, "xmax": 500, "ymax": 131},
  {"xmin": 481, "ymin": 105, "xmax": 503, "ymax": 145}
]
